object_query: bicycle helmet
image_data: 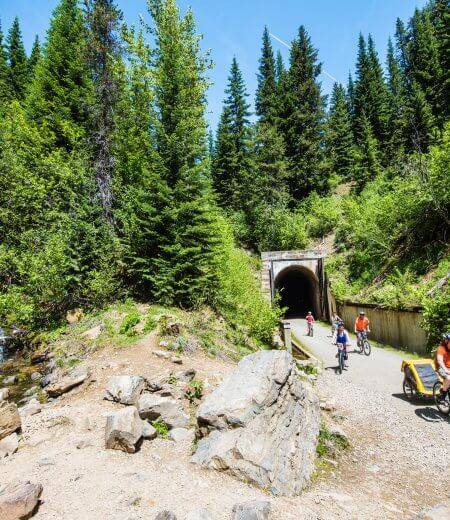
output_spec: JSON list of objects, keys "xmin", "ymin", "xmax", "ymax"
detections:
[
  {"xmin": 338, "ymin": 321, "xmax": 345, "ymax": 327},
  {"xmin": 443, "ymin": 332, "xmax": 450, "ymax": 341}
]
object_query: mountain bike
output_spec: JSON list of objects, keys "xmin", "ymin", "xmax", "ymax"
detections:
[
  {"xmin": 307, "ymin": 322, "xmax": 314, "ymax": 337},
  {"xmin": 433, "ymin": 381, "xmax": 450, "ymax": 415},
  {"xmin": 357, "ymin": 331, "xmax": 371, "ymax": 356}
]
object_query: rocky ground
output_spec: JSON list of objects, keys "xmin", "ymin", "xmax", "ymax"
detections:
[{"xmin": 0, "ymin": 315, "xmax": 449, "ymax": 519}]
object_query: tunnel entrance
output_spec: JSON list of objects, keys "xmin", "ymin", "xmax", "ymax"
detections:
[{"xmin": 275, "ymin": 266, "xmax": 320, "ymax": 319}]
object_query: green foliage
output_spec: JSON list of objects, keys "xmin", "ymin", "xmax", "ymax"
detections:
[
  {"xmin": 213, "ymin": 217, "xmax": 280, "ymax": 346},
  {"xmin": 316, "ymin": 423, "xmax": 350, "ymax": 459},
  {"xmin": 255, "ymin": 26, "xmax": 278, "ymax": 125},
  {"xmin": 151, "ymin": 418, "xmax": 169, "ymax": 438},
  {"xmin": 7, "ymin": 17, "xmax": 28, "ymax": 100},
  {"xmin": 185, "ymin": 379, "xmax": 203, "ymax": 401},
  {"xmin": 422, "ymin": 283, "xmax": 450, "ymax": 346},
  {"xmin": 119, "ymin": 311, "xmax": 141, "ymax": 336}
]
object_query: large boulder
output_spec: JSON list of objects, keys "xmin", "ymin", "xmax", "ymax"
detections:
[
  {"xmin": 137, "ymin": 394, "xmax": 189, "ymax": 429},
  {"xmin": 0, "ymin": 480, "xmax": 42, "ymax": 520},
  {"xmin": 104, "ymin": 375, "xmax": 146, "ymax": 405},
  {"xmin": 46, "ymin": 367, "xmax": 90, "ymax": 397},
  {"xmin": 192, "ymin": 350, "xmax": 320, "ymax": 496},
  {"xmin": 0, "ymin": 401, "xmax": 21, "ymax": 441},
  {"xmin": 105, "ymin": 406, "xmax": 143, "ymax": 453}
]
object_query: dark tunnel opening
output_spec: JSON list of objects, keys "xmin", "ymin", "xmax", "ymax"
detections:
[{"xmin": 275, "ymin": 266, "xmax": 320, "ymax": 319}]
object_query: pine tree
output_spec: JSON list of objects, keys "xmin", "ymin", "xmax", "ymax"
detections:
[
  {"xmin": 27, "ymin": 0, "xmax": 93, "ymax": 152},
  {"xmin": 347, "ymin": 72, "xmax": 356, "ymax": 131},
  {"xmin": 27, "ymin": 36, "xmax": 41, "ymax": 81},
  {"xmin": 395, "ymin": 18, "xmax": 410, "ymax": 74},
  {"xmin": 7, "ymin": 17, "xmax": 28, "ymax": 100},
  {"xmin": 408, "ymin": 8, "xmax": 444, "ymax": 123},
  {"xmin": 279, "ymin": 25, "xmax": 327, "ymax": 200},
  {"xmin": 84, "ymin": 0, "xmax": 123, "ymax": 224},
  {"xmin": 405, "ymin": 80, "xmax": 434, "ymax": 153},
  {"xmin": 354, "ymin": 114, "xmax": 381, "ymax": 192},
  {"xmin": 326, "ymin": 82, "xmax": 356, "ymax": 180},
  {"xmin": 0, "ymin": 20, "xmax": 11, "ymax": 105},
  {"xmin": 212, "ymin": 57, "xmax": 252, "ymax": 209},
  {"xmin": 148, "ymin": 0, "xmax": 219, "ymax": 306},
  {"xmin": 431, "ymin": 0, "xmax": 450, "ymax": 120},
  {"xmin": 275, "ymin": 50, "xmax": 285, "ymax": 84},
  {"xmin": 255, "ymin": 26, "xmax": 277, "ymax": 124},
  {"xmin": 386, "ymin": 37, "xmax": 407, "ymax": 160}
]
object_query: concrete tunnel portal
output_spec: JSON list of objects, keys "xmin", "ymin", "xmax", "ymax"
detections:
[
  {"xmin": 275, "ymin": 265, "xmax": 320, "ymax": 319},
  {"xmin": 261, "ymin": 250, "xmax": 330, "ymax": 321}
]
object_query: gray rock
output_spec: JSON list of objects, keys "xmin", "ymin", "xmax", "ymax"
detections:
[
  {"xmin": 0, "ymin": 480, "xmax": 43, "ymax": 520},
  {"xmin": 104, "ymin": 375, "xmax": 146, "ymax": 405},
  {"xmin": 19, "ymin": 398, "xmax": 42, "ymax": 418},
  {"xmin": 231, "ymin": 501, "xmax": 271, "ymax": 520},
  {"xmin": 2, "ymin": 376, "xmax": 17, "ymax": 386},
  {"xmin": 142, "ymin": 422, "xmax": 157, "ymax": 440},
  {"xmin": 0, "ymin": 388, "xmax": 10, "ymax": 402},
  {"xmin": 169, "ymin": 428, "xmax": 195, "ymax": 443},
  {"xmin": 147, "ymin": 379, "xmax": 163, "ymax": 392},
  {"xmin": 175, "ymin": 369, "xmax": 196, "ymax": 382},
  {"xmin": 81, "ymin": 325, "xmax": 103, "ymax": 340},
  {"xmin": 30, "ymin": 372, "xmax": 41, "ymax": 382},
  {"xmin": 414, "ymin": 500, "xmax": 450, "ymax": 520},
  {"xmin": 46, "ymin": 367, "xmax": 90, "ymax": 397},
  {"xmin": 170, "ymin": 356, "xmax": 183, "ymax": 365},
  {"xmin": 0, "ymin": 401, "xmax": 21, "ymax": 440},
  {"xmin": 192, "ymin": 350, "xmax": 320, "ymax": 496},
  {"xmin": 105, "ymin": 406, "xmax": 143, "ymax": 453},
  {"xmin": 40, "ymin": 373, "xmax": 57, "ymax": 388},
  {"xmin": 23, "ymin": 387, "xmax": 39, "ymax": 398},
  {"xmin": 153, "ymin": 350, "xmax": 171, "ymax": 360},
  {"xmin": 158, "ymin": 384, "xmax": 183, "ymax": 400},
  {"xmin": 155, "ymin": 511, "xmax": 177, "ymax": 520},
  {"xmin": 137, "ymin": 394, "xmax": 189, "ymax": 429},
  {"xmin": 0, "ymin": 432, "xmax": 19, "ymax": 458},
  {"xmin": 185, "ymin": 508, "xmax": 214, "ymax": 520}
]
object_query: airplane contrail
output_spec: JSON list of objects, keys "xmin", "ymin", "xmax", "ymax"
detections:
[{"xmin": 269, "ymin": 32, "xmax": 338, "ymax": 83}]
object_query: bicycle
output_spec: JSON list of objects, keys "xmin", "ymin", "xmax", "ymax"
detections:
[
  {"xmin": 336, "ymin": 343, "xmax": 347, "ymax": 375},
  {"xmin": 433, "ymin": 381, "xmax": 450, "ymax": 415},
  {"xmin": 356, "ymin": 331, "xmax": 371, "ymax": 356}
]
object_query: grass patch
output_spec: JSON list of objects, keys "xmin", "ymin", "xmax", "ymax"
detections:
[
  {"xmin": 151, "ymin": 418, "xmax": 169, "ymax": 438},
  {"xmin": 314, "ymin": 423, "xmax": 350, "ymax": 477}
]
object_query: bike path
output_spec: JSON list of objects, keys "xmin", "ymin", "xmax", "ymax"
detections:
[{"xmin": 290, "ymin": 319, "xmax": 411, "ymax": 396}]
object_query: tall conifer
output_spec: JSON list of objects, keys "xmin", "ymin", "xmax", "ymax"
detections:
[
  {"xmin": 7, "ymin": 17, "xmax": 28, "ymax": 100},
  {"xmin": 279, "ymin": 25, "xmax": 326, "ymax": 200},
  {"xmin": 27, "ymin": 36, "xmax": 41, "ymax": 79},
  {"xmin": 255, "ymin": 26, "xmax": 277, "ymax": 124},
  {"xmin": 0, "ymin": 21, "xmax": 11, "ymax": 105}
]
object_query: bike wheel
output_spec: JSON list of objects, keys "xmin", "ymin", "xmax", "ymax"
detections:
[
  {"xmin": 363, "ymin": 340, "xmax": 371, "ymax": 356},
  {"xmin": 433, "ymin": 381, "xmax": 450, "ymax": 415},
  {"xmin": 358, "ymin": 340, "xmax": 363, "ymax": 354},
  {"xmin": 403, "ymin": 379, "xmax": 417, "ymax": 401},
  {"xmin": 338, "ymin": 352, "xmax": 344, "ymax": 374}
]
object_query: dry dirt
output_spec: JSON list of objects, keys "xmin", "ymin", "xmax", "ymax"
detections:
[{"xmin": 1, "ymin": 328, "xmax": 447, "ymax": 519}]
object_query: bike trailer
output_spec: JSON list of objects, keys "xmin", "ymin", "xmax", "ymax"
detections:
[{"xmin": 401, "ymin": 359, "xmax": 441, "ymax": 397}]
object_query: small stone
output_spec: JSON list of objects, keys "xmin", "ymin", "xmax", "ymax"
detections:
[
  {"xmin": 66, "ymin": 308, "xmax": 83, "ymax": 324},
  {"xmin": 23, "ymin": 386, "xmax": 38, "ymax": 398},
  {"xmin": 142, "ymin": 422, "xmax": 157, "ymax": 440},
  {"xmin": 30, "ymin": 372, "xmax": 41, "ymax": 382},
  {"xmin": 170, "ymin": 356, "xmax": 183, "ymax": 365},
  {"xmin": 105, "ymin": 406, "xmax": 143, "ymax": 453},
  {"xmin": 40, "ymin": 373, "xmax": 57, "ymax": 388},
  {"xmin": 155, "ymin": 511, "xmax": 177, "ymax": 520},
  {"xmin": 81, "ymin": 325, "xmax": 103, "ymax": 340},
  {"xmin": 185, "ymin": 508, "xmax": 214, "ymax": 520},
  {"xmin": 137, "ymin": 394, "xmax": 189, "ymax": 429},
  {"xmin": 169, "ymin": 428, "xmax": 195, "ymax": 443},
  {"xmin": 104, "ymin": 375, "xmax": 147, "ymax": 406},
  {"xmin": 0, "ymin": 480, "xmax": 43, "ymax": 520},
  {"xmin": 0, "ymin": 401, "xmax": 21, "ymax": 440},
  {"xmin": 153, "ymin": 350, "xmax": 171, "ymax": 360},
  {"xmin": 37, "ymin": 457, "xmax": 55, "ymax": 467},
  {"xmin": 174, "ymin": 369, "xmax": 196, "ymax": 382},
  {"xmin": 159, "ymin": 340, "xmax": 169, "ymax": 349},
  {"xmin": 19, "ymin": 399, "xmax": 42, "ymax": 418},
  {"xmin": 0, "ymin": 432, "xmax": 19, "ymax": 458},
  {"xmin": 0, "ymin": 388, "xmax": 10, "ymax": 402},
  {"xmin": 231, "ymin": 500, "xmax": 271, "ymax": 520},
  {"xmin": 2, "ymin": 376, "xmax": 17, "ymax": 386}
]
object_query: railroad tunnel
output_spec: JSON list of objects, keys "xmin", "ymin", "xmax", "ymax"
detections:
[{"xmin": 275, "ymin": 265, "xmax": 321, "ymax": 319}]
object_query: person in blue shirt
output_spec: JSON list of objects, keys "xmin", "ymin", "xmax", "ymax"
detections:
[{"xmin": 334, "ymin": 322, "xmax": 350, "ymax": 366}]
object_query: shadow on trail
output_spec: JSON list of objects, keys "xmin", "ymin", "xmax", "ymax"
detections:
[{"xmin": 414, "ymin": 407, "xmax": 449, "ymax": 423}]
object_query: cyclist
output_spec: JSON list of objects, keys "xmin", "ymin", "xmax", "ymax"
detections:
[
  {"xmin": 306, "ymin": 311, "xmax": 314, "ymax": 336},
  {"xmin": 354, "ymin": 311, "xmax": 370, "ymax": 345},
  {"xmin": 334, "ymin": 321, "xmax": 350, "ymax": 367},
  {"xmin": 435, "ymin": 333, "xmax": 450, "ymax": 396},
  {"xmin": 330, "ymin": 312, "xmax": 342, "ymax": 338}
]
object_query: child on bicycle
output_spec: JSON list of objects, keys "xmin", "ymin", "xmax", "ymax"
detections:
[
  {"xmin": 435, "ymin": 332, "xmax": 450, "ymax": 396},
  {"xmin": 334, "ymin": 322, "xmax": 350, "ymax": 365}
]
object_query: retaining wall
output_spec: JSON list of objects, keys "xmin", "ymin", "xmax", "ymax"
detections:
[{"xmin": 337, "ymin": 301, "xmax": 428, "ymax": 354}]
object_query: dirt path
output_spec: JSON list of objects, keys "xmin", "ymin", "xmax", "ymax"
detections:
[{"xmin": 292, "ymin": 319, "xmax": 449, "ymax": 516}]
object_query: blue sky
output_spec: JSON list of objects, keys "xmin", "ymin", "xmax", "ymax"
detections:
[{"xmin": 0, "ymin": 0, "xmax": 428, "ymax": 130}]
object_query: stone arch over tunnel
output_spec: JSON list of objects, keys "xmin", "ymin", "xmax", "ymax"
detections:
[{"xmin": 275, "ymin": 265, "xmax": 321, "ymax": 319}]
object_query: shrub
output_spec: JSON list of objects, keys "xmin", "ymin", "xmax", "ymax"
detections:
[
  {"xmin": 119, "ymin": 311, "xmax": 141, "ymax": 336},
  {"xmin": 151, "ymin": 418, "xmax": 169, "ymax": 438},
  {"xmin": 185, "ymin": 379, "xmax": 203, "ymax": 401}
]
